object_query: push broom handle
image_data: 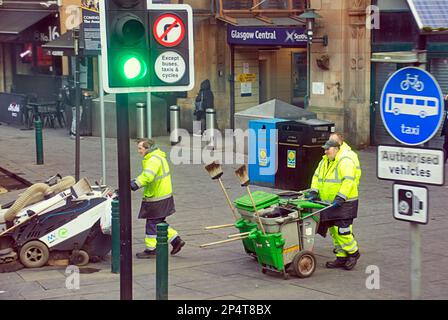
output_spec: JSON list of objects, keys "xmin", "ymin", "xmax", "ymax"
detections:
[
  {"xmin": 227, "ymin": 232, "xmax": 250, "ymax": 238},
  {"xmin": 218, "ymin": 178, "xmax": 239, "ymax": 221},
  {"xmin": 204, "ymin": 223, "xmax": 234, "ymax": 230},
  {"xmin": 246, "ymin": 186, "xmax": 266, "ymax": 235},
  {"xmin": 200, "ymin": 236, "xmax": 249, "ymax": 248}
]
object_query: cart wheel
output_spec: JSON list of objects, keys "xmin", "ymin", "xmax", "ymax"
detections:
[
  {"xmin": 292, "ymin": 251, "xmax": 316, "ymax": 278},
  {"xmin": 19, "ymin": 240, "xmax": 50, "ymax": 268},
  {"xmin": 70, "ymin": 250, "xmax": 90, "ymax": 266}
]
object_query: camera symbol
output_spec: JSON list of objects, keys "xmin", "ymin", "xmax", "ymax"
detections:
[{"xmin": 398, "ymin": 189, "xmax": 423, "ymax": 216}]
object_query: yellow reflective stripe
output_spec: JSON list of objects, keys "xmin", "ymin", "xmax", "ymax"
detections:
[
  {"xmin": 153, "ymin": 172, "xmax": 171, "ymax": 182},
  {"xmin": 152, "ymin": 154, "xmax": 169, "ymax": 175},
  {"xmin": 336, "ymin": 192, "xmax": 348, "ymax": 200},
  {"xmin": 144, "ymin": 169, "xmax": 157, "ymax": 177}
]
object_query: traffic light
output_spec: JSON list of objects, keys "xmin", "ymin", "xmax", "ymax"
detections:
[
  {"xmin": 100, "ymin": 1, "xmax": 194, "ymax": 93},
  {"xmin": 101, "ymin": 0, "xmax": 150, "ymax": 91}
]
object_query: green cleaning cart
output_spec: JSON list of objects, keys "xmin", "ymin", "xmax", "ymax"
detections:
[
  {"xmin": 233, "ymin": 191, "xmax": 280, "ymax": 258},
  {"xmin": 248, "ymin": 200, "xmax": 328, "ymax": 279}
]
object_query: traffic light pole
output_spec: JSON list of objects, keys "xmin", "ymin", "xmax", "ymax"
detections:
[
  {"xmin": 74, "ymin": 27, "xmax": 81, "ymax": 182},
  {"xmin": 116, "ymin": 93, "xmax": 133, "ymax": 300}
]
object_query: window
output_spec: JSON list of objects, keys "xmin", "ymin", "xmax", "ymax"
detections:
[{"xmin": 416, "ymin": 99, "xmax": 425, "ymax": 106}]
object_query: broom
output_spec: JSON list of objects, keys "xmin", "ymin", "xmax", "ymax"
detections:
[
  {"xmin": 204, "ymin": 161, "xmax": 239, "ymax": 221},
  {"xmin": 234, "ymin": 164, "xmax": 266, "ymax": 235}
]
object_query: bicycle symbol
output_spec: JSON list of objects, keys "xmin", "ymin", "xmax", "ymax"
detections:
[{"xmin": 400, "ymin": 74, "xmax": 424, "ymax": 92}]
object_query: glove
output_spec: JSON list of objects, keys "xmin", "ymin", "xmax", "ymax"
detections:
[
  {"xmin": 331, "ymin": 195, "xmax": 345, "ymax": 208},
  {"xmin": 307, "ymin": 191, "xmax": 319, "ymax": 201},
  {"xmin": 130, "ymin": 180, "xmax": 139, "ymax": 191}
]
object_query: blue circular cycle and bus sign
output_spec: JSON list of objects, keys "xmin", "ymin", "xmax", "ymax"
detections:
[{"xmin": 380, "ymin": 66, "xmax": 445, "ymax": 145}]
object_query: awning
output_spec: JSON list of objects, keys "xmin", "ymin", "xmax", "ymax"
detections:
[
  {"xmin": 406, "ymin": 0, "xmax": 448, "ymax": 32},
  {"xmin": 218, "ymin": 16, "xmax": 305, "ymax": 27},
  {"xmin": 42, "ymin": 31, "xmax": 84, "ymax": 57},
  {"xmin": 371, "ymin": 51, "xmax": 427, "ymax": 64},
  {"xmin": 0, "ymin": 10, "xmax": 54, "ymax": 41}
]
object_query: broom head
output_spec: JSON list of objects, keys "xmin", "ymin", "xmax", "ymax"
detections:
[
  {"xmin": 234, "ymin": 164, "xmax": 250, "ymax": 186},
  {"xmin": 204, "ymin": 161, "xmax": 223, "ymax": 180},
  {"xmin": 70, "ymin": 178, "xmax": 93, "ymax": 199}
]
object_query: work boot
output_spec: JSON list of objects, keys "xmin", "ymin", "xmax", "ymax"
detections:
[
  {"xmin": 170, "ymin": 237, "xmax": 185, "ymax": 255},
  {"xmin": 136, "ymin": 249, "xmax": 156, "ymax": 259},
  {"xmin": 325, "ymin": 257, "xmax": 348, "ymax": 269},
  {"xmin": 344, "ymin": 251, "xmax": 361, "ymax": 270}
]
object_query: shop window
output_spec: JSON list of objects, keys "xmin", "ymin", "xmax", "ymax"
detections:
[
  {"xmin": 373, "ymin": 12, "xmax": 419, "ymax": 43},
  {"xmin": 14, "ymin": 43, "xmax": 61, "ymax": 76}
]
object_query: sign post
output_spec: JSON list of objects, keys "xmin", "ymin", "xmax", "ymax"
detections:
[
  {"xmin": 99, "ymin": 0, "xmax": 194, "ymax": 299},
  {"xmin": 378, "ymin": 66, "xmax": 445, "ymax": 300}
]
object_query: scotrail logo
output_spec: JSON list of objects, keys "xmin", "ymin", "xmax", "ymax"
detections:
[{"xmin": 285, "ymin": 30, "xmax": 307, "ymax": 43}]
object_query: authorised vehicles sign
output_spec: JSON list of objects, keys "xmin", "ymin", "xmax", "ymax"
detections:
[{"xmin": 377, "ymin": 145, "xmax": 445, "ymax": 186}]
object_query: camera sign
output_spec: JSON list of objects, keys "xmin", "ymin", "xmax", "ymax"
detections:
[
  {"xmin": 377, "ymin": 145, "xmax": 445, "ymax": 186},
  {"xmin": 393, "ymin": 183, "xmax": 428, "ymax": 224}
]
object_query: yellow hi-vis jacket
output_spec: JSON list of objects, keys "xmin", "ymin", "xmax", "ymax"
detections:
[
  {"xmin": 135, "ymin": 148, "xmax": 173, "ymax": 200},
  {"xmin": 311, "ymin": 142, "xmax": 361, "ymax": 203},
  {"xmin": 135, "ymin": 148, "xmax": 175, "ymax": 219}
]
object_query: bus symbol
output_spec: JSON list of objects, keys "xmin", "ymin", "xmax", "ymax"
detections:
[{"xmin": 385, "ymin": 93, "xmax": 439, "ymax": 118}]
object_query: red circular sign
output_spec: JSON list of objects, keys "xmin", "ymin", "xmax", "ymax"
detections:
[{"xmin": 153, "ymin": 13, "xmax": 185, "ymax": 47}]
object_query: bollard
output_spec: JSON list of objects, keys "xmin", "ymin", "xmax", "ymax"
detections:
[
  {"xmin": 136, "ymin": 103, "xmax": 146, "ymax": 139},
  {"xmin": 35, "ymin": 117, "xmax": 44, "ymax": 165},
  {"xmin": 111, "ymin": 199, "xmax": 120, "ymax": 274},
  {"xmin": 156, "ymin": 223, "xmax": 168, "ymax": 300},
  {"xmin": 170, "ymin": 105, "xmax": 180, "ymax": 145},
  {"xmin": 205, "ymin": 108, "xmax": 216, "ymax": 149}
]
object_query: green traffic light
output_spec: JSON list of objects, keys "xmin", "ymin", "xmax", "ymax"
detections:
[{"xmin": 122, "ymin": 56, "xmax": 147, "ymax": 80}]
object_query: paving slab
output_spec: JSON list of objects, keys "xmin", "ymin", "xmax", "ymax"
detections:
[{"xmin": 1, "ymin": 125, "xmax": 448, "ymax": 300}]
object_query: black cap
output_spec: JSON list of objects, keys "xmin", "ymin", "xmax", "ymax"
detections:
[{"xmin": 322, "ymin": 139, "xmax": 340, "ymax": 150}]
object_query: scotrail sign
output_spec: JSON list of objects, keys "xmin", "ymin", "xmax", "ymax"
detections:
[{"xmin": 380, "ymin": 67, "xmax": 444, "ymax": 145}]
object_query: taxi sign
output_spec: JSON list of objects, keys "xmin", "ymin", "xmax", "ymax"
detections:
[{"xmin": 380, "ymin": 67, "xmax": 444, "ymax": 145}]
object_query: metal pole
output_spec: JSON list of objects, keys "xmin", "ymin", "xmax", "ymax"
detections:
[
  {"xmin": 74, "ymin": 28, "xmax": 81, "ymax": 182},
  {"xmin": 35, "ymin": 117, "xmax": 44, "ymax": 165},
  {"xmin": 136, "ymin": 102, "xmax": 146, "ymax": 139},
  {"xmin": 410, "ymin": 222, "xmax": 421, "ymax": 300},
  {"xmin": 111, "ymin": 199, "xmax": 120, "ymax": 274},
  {"xmin": 98, "ymin": 54, "xmax": 106, "ymax": 184},
  {"xmin": 156, "ymin": 222, "xmax": 168, "ymax": 300},
  {"xmin": 146, "ymin": 93, "xmax": 152, "ymax": 138},
  {"xmin": 305, "ymin": 40, "xmax": 311, "ymax": 108},
  {"xmin": 230, "ymin": 45, "xmax": 235, "ymax": 130},
  {"xmin": 116, "ymin": 93, "xmax": 133, "ymax": 300}
]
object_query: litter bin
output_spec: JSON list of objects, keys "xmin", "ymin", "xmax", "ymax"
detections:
[
  {"xmin": 248, "ymin": 118, "xmax": 283, "ymax": 187},
  {"xmin": 136, "ymin": 102, "xmax": 146, "ymax": 139},
  {"xmin": 275, "ymin": 119, "xmax": 334, "ymax": 191}
]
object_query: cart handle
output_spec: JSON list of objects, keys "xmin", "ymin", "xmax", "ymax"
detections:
[{"xmin": 299, "ymin": 204, "xmax": 331, "ymax": 221}]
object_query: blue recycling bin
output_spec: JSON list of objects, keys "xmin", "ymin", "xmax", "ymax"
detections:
[{"xmin": 248, "ymin": 118, "xmax": 284, "ymax": 187}]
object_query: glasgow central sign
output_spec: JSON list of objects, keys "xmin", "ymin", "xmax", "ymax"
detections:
[{"xmin": 227, "ymin": 25, "xmax": 307, "ymax": 47}]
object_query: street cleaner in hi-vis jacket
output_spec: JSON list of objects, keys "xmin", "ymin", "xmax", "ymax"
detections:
[
  {"xmin": 307, "ymin": 133, "xmax": 361, "ymax": 270},
  {"xmin": 131, "ymin": 138, "xmax": 185, "ymax": 259}
]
